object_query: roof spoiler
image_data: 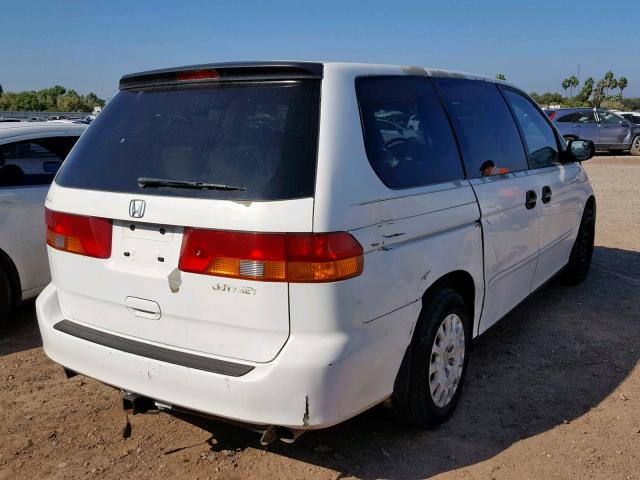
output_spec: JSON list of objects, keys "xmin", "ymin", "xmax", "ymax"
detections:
[{"xmin": 119, "ymin": 61, "xmax": 323, "ymax": 90}]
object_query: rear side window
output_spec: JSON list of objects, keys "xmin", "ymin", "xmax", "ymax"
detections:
[
  {"xmin": 434, "ymin": 78, "xmax": 528, "ymax": 178},
  {"xmin": 576, "ymin": 111, "xmax": 596, "ymax": 123},
  {"xmin": 0, "ymin": 137, "xmax": 78, "ymax": 187},
  {"xmin": 356, "ymin": 76, "xmax": 464, "ymax": 189},
  {"xmin": 557, "ymin": 112, "xmax": 577, "ymax": 122},
  {"xmin": 502, "ymin": 89, "xmax": 559, "ymax": 168},
  {"xmin": 56, "ymin": 81, "xmax": 320, "ymax": 201}
]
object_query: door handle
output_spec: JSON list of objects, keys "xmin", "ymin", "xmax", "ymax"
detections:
[
  {"xmin": 525, "ymin": 190, "xmax": 537, "ymax": 210},
  {"xmin": 541, "ymin": 185, "xmax": 552, "ymax": 204}
]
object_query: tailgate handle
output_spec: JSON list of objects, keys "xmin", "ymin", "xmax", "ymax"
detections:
[{"xmin": 125, "ymin": 297, "xmax": 161, "ymax": 320}]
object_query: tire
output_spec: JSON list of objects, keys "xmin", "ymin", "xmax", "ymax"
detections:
[
  {"xmin": 0, "ymin": 268, "xmax": 10, "ymax": 324},
  {"xmin": 631, "ymin": 136, "xmax": 640, "ymax": 156},
  {"xmin": 561, "ymin": 206, "xmax": 595, "ymax": 285},
  {"xmin": 390, "ymin": 288, "xmax": 471, "ymax": 429}
]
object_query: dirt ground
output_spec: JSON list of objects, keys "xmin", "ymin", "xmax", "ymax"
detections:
[{"xmin": 1, "ymin": 155, "xmax": 639, "ymax": 480}]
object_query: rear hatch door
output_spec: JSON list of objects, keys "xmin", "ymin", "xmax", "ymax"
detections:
[{"xmin": 47, "ymin": 64, "xmax": 321, "ymax": 363}]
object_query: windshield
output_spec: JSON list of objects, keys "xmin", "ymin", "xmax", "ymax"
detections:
[{"xmin": 56, "ymin": 80, "xmax": 320, "ymax": 200}]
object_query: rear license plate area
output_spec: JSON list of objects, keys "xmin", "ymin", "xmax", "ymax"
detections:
[{"xmin": 115, "ymin": 220, "xmax": 181, "ymax": 266}]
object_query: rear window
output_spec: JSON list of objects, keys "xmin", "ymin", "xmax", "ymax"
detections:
[{"xmin": 56, "ymin": 80, "xmax": 320, "ymax": 200}]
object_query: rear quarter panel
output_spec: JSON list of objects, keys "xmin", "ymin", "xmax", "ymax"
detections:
[{"xmin": 288, "ymin": 64, "xmax": 484, "ymax": 408}]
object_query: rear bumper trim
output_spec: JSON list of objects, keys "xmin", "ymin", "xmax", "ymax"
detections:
[{"xmin": 53, "ymin": 320, "xmax": 254, "ymax": 377}]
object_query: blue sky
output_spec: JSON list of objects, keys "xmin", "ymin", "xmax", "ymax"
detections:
[{"xmin": 2, "ymin": 0, "xmax": 638, "ymax": 99}]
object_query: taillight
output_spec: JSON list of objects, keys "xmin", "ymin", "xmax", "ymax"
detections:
[
  {"xmin": 179, "ymin": 229, "xmax": 364, "ymax": 283},
  {"xmin": 45, "ymin": 208, "xmax": 112, "ymax": 259}
]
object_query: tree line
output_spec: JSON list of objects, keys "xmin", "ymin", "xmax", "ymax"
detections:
[
  {"xmin": 496, "ymin": 71, "xmax": 637, "ymax": 110},
  {"xmin": 0, "ymin": 84, "xmax": 106, "ymax": 113}
]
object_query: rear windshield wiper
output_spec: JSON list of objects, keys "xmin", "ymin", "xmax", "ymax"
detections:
[{"xmin": 137, "ymin": 177, "xmax": 246, "ymax": 192}]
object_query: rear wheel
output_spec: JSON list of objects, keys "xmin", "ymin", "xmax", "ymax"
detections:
[
  {"xmin": 561, "ymin": 207, "xmax": 595, "ymax": 285},
  {"xmin": 0, "ymin": 268, "xmax": 10, "ymax": 324},
  {"xmin": 631, "ymin": 136, "xmax": 640, "ymax": 156},
  {"xmin": 390, "ymin": 288, "xmax": 471, "ymax": 428}
]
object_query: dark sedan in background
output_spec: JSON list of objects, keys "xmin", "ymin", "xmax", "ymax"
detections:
[{"xmin": 546, "ymin": 108, "xmax": 640, "ymax": 155}]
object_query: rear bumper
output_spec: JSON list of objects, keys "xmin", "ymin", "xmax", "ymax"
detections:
[{"xmin": 36, "ymin": 283, "xmax": 417, "ymax": 429}]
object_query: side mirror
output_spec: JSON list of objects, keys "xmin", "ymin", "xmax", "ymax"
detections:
[
  {"xmin": 567, "ymin": 139, "xmax": 595, "ymax": 162},
  {"xmin": 43, "ymin": 160, "xmax": 62, "ymax": 174}
]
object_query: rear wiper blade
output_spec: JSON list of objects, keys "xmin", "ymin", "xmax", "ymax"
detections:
[{"xmin": 137, "ymin": 177, "xmax": 246, "ymax": 192}]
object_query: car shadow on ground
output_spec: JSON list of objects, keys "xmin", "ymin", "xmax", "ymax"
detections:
[
  {"xmin": 0, "ymin": 302, "xmax": 42, "ymax": 356},
  {"xmin": 171, "ymin": 245, "xmax": 640, "ymax": 479}
]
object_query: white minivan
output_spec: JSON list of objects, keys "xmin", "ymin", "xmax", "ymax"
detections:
[
  {"xmin": 37, "ymin": 62, "xmax": 596, "ymax": 443},
  {"xmin": 0, "ymin": 122, "xmax": 86, "ymax": 323}
]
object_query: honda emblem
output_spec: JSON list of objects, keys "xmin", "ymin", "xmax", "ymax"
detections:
[{"xmin": 129, "ymin": 199, "xmax": 146, "ymax": 218}]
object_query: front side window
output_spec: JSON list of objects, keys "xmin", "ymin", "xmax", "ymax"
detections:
[
  {"xmin": 503, "ymin": 89, "xmax": 559, "ymax": 168},
  {"xmin": 434, "ymin": 78, "xmax": 528, "ymax": 178},
  {"xmin": 0, "ymin": 137, "xmax": 78, "ymax": 187},
  {"xmin": 597, "ymin": 110, "xmax": 626, "ymax": 125},
  {"xmin": 576, "ymin": 111, "xmax": 596, "ymax": 123},
  {"xmin": 356, "ymin": 76, "xmax": 464, "ymax": 189}
]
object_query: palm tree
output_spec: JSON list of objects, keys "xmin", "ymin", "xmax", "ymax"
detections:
[
  {"xmin": 568, "ymin": 75, "xmax": 579, "ymax": 98},
  {"xmin": 593, "ymin": 79, "xmax": 606, "ymax": 107},
  {"xmin": 495, "ymin": 73, "xmax": 506, "ymax": 81},
  {"xmin": 610, "ymin": 78, "xmax": 618, "ymax": 97},
  {"xmin": 562, "ymin": 78, "xmax": 571, "ymax": 97},
  {"xmin": 617, "ymin": 77, "xmax": 628, "ymax": 98},
  {"xmin": 602, "ymin": 71, "xmax": 615, "ymax": 96},
  {"xmin": 578, "ymin": 77, "xmax": 594, "ymax": 103}
]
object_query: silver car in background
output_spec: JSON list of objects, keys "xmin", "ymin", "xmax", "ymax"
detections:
[
  {"xmin": 618, "ymin": 111, "xmax": 640, "ymax": 126},
  {"xmin": 547, "ymin": 108, "xmax": 640, "ymax": 155}
]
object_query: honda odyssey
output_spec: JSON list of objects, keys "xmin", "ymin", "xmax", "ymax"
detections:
[{"xmin": 37, "ymin": 62, "xmax": 596, "ymax": 443}]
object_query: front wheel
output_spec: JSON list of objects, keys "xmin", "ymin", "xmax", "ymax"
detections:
[
  {"xmin": 561, "ymin": 206, "xmax": 595, "ymax": 285},
  {"xmin": 631, "ymin": 136, "xmax": 640, "ymax": 156},
  {"xmin": 390, "ymin": 288, "xmax": 471, "ymax": 429}
]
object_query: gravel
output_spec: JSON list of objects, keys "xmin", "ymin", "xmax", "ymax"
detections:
[{"xmin": 0, "ymin": 154, "xmax": 638, "ymax": 479}]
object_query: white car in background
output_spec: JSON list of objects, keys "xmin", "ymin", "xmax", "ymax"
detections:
[
  {"xmin": 618, "ymin": 111, "xmax": 640, "ymax": 126},
  {"xmin": 0, "ymin": 122, "xmax": 86, "ymax": 323}
]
